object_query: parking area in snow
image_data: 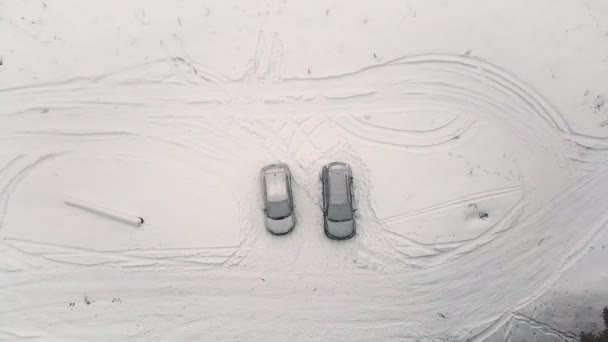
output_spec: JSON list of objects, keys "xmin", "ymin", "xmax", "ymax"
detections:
[{"xmin": 1, "ymin": 1, "xmax": 608, "ymax": 341}]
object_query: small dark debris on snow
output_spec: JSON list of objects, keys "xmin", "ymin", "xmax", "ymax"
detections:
[
  {"xmin": 373, "ymin": 52, "xmax": 377, "ymax": 58},
  {"xmin": 479, "ymin": 212, "xmax": 489, "ymax": 220},
  {"xmin": 112, "ymin": 297, "xmax": 121, "ymax": 303},
  {"xmin": 84, "ymin": 295, "xmax": 93, "ymax": 305},
  {"xmin": 325, "ymin": 9, "xmax": 330, "ymax": 16},
  {"xmin": 0, "ymin": 56, "xmax": 3, "ymax": 66},
  {"xmin": 593, "ymin": 95, "xmax": 606, "ymax": 113},
  {"xmin": 261, "ymin": 278, "xmax": 265, "ymax": 281},
  {"xmin": 307, "ymin": 68, "xmax": 311, "ymax": 75},
  {"xmin": 438, "ymin": 313, "xmax": 447, "ymax": 318},
  {"xmin": 464, "ymin": 49, "xmax": 472, "ymax": 56}
]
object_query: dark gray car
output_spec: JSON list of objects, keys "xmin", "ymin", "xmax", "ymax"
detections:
[
  {"xmin": 261, "ymin": 163, "xmax": 295, "ymax": 235},
  {"xmin": 321, "ymin": 162, "xmax": 356, "ymax": 240}
]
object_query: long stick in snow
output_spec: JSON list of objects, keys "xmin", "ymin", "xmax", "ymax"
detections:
[{"xmin": 64, "ymin": 197, "xmax": 144, "ymax": 227}]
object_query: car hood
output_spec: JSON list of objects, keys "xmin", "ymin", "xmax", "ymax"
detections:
[
  {"xmin": 265, "ymin": 213, "xmax": 295, "ymax": 235},
  {"xmin": 325, "ymin": 219, "xmax": 355, "ymax": 239}
]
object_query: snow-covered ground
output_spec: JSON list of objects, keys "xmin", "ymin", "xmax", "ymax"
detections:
[{"xmin": 1, "ymin": 0, "xmax": 608, "ymax": 341}]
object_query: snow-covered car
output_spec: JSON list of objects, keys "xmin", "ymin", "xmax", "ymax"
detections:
[
  {"xmin": 261, "ymin": 163, "xmax": 295, "ymax": 235},
  {"xmin": 320, "ymin": 162, "xmax": 356, "ymax": 240}
]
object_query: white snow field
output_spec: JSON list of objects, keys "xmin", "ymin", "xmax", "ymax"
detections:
[{"xmin": 1, "ymin": 0, "xmax": 608, "ymax": 341}]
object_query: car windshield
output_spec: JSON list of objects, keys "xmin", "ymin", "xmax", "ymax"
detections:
[
  {"xmin": 327, "ymin": 169, "xmax": 353, "ymax": 222},
  {"xmin": 265, "ymin": 172, "xmax": 291, "ymax": 219}
]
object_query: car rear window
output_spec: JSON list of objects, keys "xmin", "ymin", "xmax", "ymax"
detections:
[
  {"xmin": 267, "ymin": 199, "xmax": 291, "ymax": 220},
  {"xmin": 328, "ymin": 203, "xmax": 353, "ymax": 222}
]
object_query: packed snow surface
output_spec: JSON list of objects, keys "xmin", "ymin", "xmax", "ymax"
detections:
[{"xmin": 1, "ymin": 0, "xmax": 608, "ymax": 341}]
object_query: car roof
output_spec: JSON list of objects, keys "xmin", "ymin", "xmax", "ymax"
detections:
[
  {"xmin": 265, "ymin": 171, "xmax": 288, "ymax": 202},
  {"xmin": 328, "ymin": 169, "xmax": 348, "ymax": 205}
]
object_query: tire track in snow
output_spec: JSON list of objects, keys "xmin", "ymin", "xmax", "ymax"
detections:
[
  {"xmin": 0, "ymin": 154, "xmax": 63, "ymax": 232},
  {"xmin": 14, "ymin": 130, "xmax": 138, "ymax": 138},
  {"xmin": 336, "ymin": 113, "xmax": 475, "ymax": 151},
  {"xmin": 464, "ymin": 166, "xmax": 608, "ymax": 341},
  {"xmin": 507, "ymin": 313, "xmax": 579, "ymax": 342},
  {"xmin": 385, "ymin": 198, "xmax": 526, "ymax": 268},
  {"xmin": 0, "ymin": 329, "xmax": 44, "ymax": 341},
  {"xmin": 0, "ymin": 154, "xmax": 65, "ymax": 271},
  {"xmin": 4, "ymin": 238, "xmax": 237, "ymax": 268},
  {"xmin": 0, "ymin": 155, "xmax": 25, "ymax": 178},
  {"xmin": 323, "ymin": 89, "xmax": 378, "ymax": 101},
  {"xmin": 352, "ymin": 112, "xmax": 461, "ymax": 136},
  {"xmin": 282, "ymin": 53, "xmax": 568, "ymax": 128},
  {"xmin": 2, "ymin": 52, "xmax": 602, "ymax": 170},
  {"xmin": 0, "ymin": 126, "xmax": 258, "ymax": 269},
  {"xmin": 381, "ymin": 185, "xmax": 522, "ymax": 224},
  {"xmin": 336, "ymin": 118, "xmax": 477, "ymax": 152},
  {"xmin": 279, "ymin": 54, "xmax": 603, "ymax": 169},
  {"xmin": 1, "ymin": 49, "xmax": 608, "ymax": 340},
  {"xmin": 393, "ymin": 55, "xmax": 571, "ymax": 132}
]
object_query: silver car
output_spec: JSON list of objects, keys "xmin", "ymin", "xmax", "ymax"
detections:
[
  {"xmin": 261, "ymin": 163, "xmax": 295, "ymax": 235},
  {"xmin": 321, "ymin": 162, "xmax": 356, "ymax": 240}
]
